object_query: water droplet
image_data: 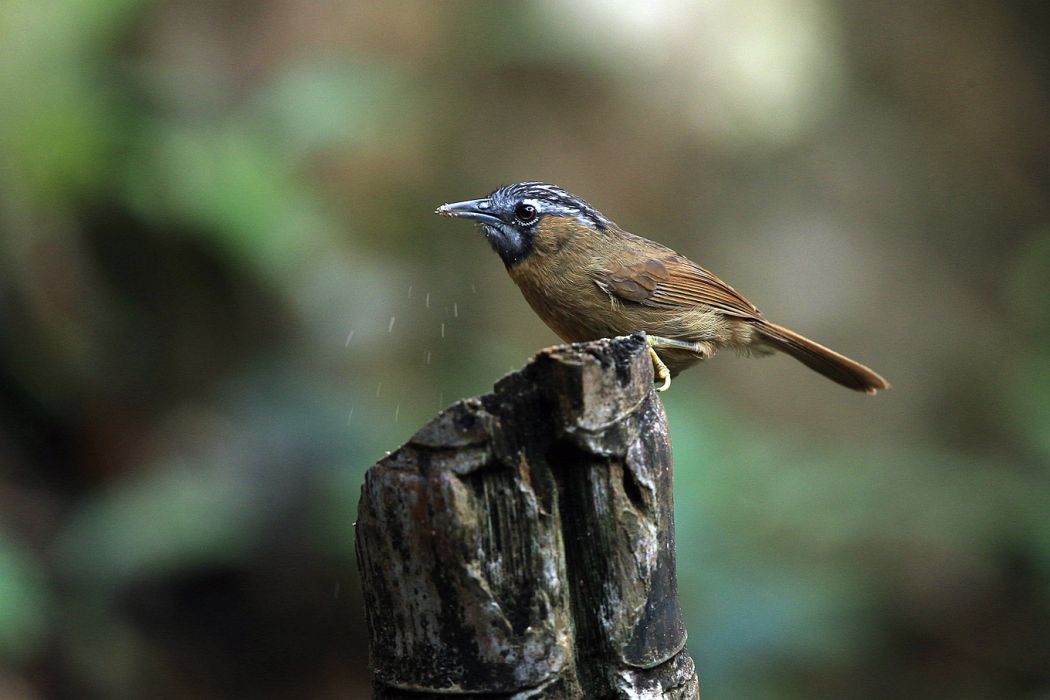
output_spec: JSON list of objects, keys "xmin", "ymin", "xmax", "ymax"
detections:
[
  {"xmin": 425, "ymin": 350, "xmax": 431, "ymax": 365},
  {"xmin": 388, "ymin": 316, "xmax": 396, "ymax": 333},
  {"xmin": 394, "ymin": 403, "xmax": 401, "ymax": 422},
  {"xmin": 376, "ymin": 381, "xmax": 383, "ymax": 397},
  {"xmin": 453, "ymin": 302, "xmax": 458, "ymax": 318},
  {"xmin": 425, "ymin": 292, "xmax": 431, "ymax": 308},
  {"xmin": 407, "ymin": 284, "xmax": 413, "ymax": 299},
  {"xmin": 344, "ymin": 330, "xmax": 355, "ymax": 347},
  {"xmin": 440, "ymin": 323, "xmax": 446, "ymax": 339},
  {"xmin": 346, "ymin": 407, "xmax": 354, "ymax": 425}
]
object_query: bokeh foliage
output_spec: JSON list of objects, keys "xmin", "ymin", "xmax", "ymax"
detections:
[{"xmin": 1, "ymin": 1, "xmax": 1048, "ymax": 698}]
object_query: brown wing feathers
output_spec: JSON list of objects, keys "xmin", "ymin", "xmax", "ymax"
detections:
[
  {"xmin": 605, "ymin": 258, "xmax": 663, "ymax": 303},
  {"xmin": 606, "ymin": 255, "xmax": 761, "ymax": 318},
  {"xmin": 602, "ymin": 253, "xmax": 889, "ymax": 394}
]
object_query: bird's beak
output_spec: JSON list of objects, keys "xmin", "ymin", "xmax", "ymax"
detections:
[{"xmin": 435, "ymin": 198, "xmax": 502, "ymax": 226}]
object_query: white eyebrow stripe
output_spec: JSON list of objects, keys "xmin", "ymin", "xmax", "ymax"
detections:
[
  {"xmin": 499, "ymin": 182, "xmax": 612, "ymax": 229},
  {"xmin": 525, "ymin": 198, "xmax": 572, "ymax": 217}
]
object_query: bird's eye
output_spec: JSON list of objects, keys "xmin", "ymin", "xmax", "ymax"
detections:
[{"xmin": 515, "ymin": 203, "xmax": 537, "ymax": 223}]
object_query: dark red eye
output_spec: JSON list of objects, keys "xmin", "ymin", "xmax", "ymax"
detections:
[{"xmin": 515, "ymin": 203, "xmax": 537, "ymax": 223}]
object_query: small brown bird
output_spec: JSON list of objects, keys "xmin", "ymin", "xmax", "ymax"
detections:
[{"xmin": 437, "ymin": 182, "xmax": 889, "ymax": 394}]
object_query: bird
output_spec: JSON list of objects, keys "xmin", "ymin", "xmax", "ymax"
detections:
[{"xmin": 436, "ymin": 182, "xmax": 889, "ymax": 394}]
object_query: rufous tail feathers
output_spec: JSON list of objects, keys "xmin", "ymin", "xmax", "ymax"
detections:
[{"xmin": 755, "ymin": 321, "xmax": 890, "ymax": 395}]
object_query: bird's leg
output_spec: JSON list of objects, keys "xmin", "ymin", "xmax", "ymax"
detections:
[
  {"xmin": 648, "ymin": 347, "xmax": 672, "ymax": 392},
  {"xmin": 644, "ymin": 334, "xmax": 693, "ymax": 392},
  {"xmin": 646, "ymin": 335, "xmax": 714, "ymax": 359},
  {"xmin": 644, "ymin": 335, "xmax": 716, "ymax": 392}
]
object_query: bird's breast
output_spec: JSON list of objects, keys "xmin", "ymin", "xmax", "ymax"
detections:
[{"xmin": 507, "ymin": 242, "xmax": 611, "ymax": 344}]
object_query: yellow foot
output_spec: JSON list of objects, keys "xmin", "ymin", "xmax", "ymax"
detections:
[
  {"xmin": 647, "ymin": 346, "xmax": 672, "ymax": 392},
  {"xmin": 643, "ymin": 333, "xmax": 715, "ymax": 392}
]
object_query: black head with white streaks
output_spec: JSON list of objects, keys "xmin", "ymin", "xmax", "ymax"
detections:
[{"xmin": 436, "ymin": 182, "xmax": 610, "ymax": 266}]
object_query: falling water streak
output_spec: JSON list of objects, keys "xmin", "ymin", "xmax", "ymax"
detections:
[
  {"xmin": 440, "ymin": 323, "xmax": 445, "ymax": 338},
  {"xmin": 347, "ymin": 407, "xmax": 355, "ymax": 426},
  {"xmin": 425, "ymin": 350, "xmax": 431, "ymax": 365},
  {"xmin": 376, "ymin": 381, "xmax": 383, "ymax": 398},
  {"xmin": 388, "ymin": 316, "xmax": 396, "ymax": 333},
  {"xmin": 453, "ymin": 302, "xmax": 458, "ymax": 318},
  {"xmin": 439, "ymin": 391, "xmax": 444, "ymax": 409},
  {"xmin": 394, "ymin": 403, "xmax": 401, "ymax": 423},
  {"xmin": 344, "ymin": 330, "xmax": 355, "ymax": 347},
  {"xmin": 471, "ymin": 283, "xmax": 476, "ymax": 293},
  {"xmin": 408, "ymin": 284, "xmax": 413, "ymax": 300},
  {"xmin": 425, "ymin": 292, "xmax": 431, "ymax": 308}
]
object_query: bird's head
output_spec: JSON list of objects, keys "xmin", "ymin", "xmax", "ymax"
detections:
[{"xmin": 436, "ymin": 182, "xmax": 610, "ymax": 266}]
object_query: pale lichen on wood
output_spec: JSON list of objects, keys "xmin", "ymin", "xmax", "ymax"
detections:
[{"xmin": 355, "ymin": 333, "xmax": 699, "ymax": 699}]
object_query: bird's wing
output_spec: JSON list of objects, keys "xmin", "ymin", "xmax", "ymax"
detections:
[{"xmin": 599, "ymin": 254, "xmax": 763, "ymax": 320}]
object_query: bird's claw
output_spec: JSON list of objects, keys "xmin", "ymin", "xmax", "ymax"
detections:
[{"xmin": 648, "ymin": 346, "xmax": 672, "ymax": 392}]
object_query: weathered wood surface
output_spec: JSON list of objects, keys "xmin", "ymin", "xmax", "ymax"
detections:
[{"xmin": 355, "ymin": 333, "xmax": 699, "ymax": 699}]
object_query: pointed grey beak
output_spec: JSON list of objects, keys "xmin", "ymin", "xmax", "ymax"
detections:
[{"xmin": 435, "ymin": 198, "xmax": 502, "ymax": 225}]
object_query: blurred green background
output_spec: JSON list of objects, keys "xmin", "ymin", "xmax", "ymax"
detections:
[{"xmin": 1, "ymin": 1, "xmax": 1049, "ymax": 698}]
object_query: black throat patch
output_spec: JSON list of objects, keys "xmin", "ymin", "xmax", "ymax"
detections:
[{"xmin": 481, "ymin": 222, "xmax": 534, "ymax": 267}]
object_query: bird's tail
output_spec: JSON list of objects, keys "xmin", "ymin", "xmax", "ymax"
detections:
[{"xmin": 753, "ymin": 321, "xmax": 890, "ymax": 395}]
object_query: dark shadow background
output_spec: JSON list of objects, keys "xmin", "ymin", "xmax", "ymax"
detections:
[{"xmin": 1, "ymin": 1, "xmax": 1049, "ymax": 698}]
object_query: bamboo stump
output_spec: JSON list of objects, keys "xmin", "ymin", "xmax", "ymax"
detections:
[{"xmin": 355, "ymin": 333, "xmax": 699, "ymax": 699}]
